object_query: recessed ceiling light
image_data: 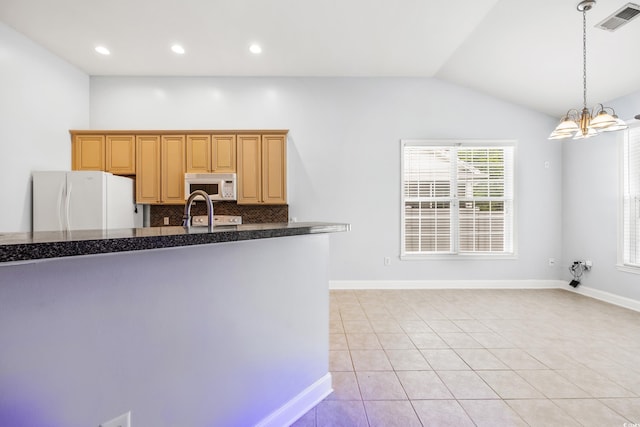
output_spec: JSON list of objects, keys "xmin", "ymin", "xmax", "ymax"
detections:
[
  {"xmin": 171, "ymin": 44, "xmax": 185, "ymax": 55},
  {"xmin": 95, "ymin": 46, "xmax": 110, "ymax": 55},
  {"xmin": 249, "ymin": 44, "xmax": 262, "ymax": 54}
]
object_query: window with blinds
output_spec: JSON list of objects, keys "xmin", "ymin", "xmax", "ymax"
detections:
[
  {"xmin": 401, "ymin": 140, "xmax": 515, "ymax": 257},
  {"xmin": 622, "ymin": 125, "xmax": 640, "ymax": 268}
]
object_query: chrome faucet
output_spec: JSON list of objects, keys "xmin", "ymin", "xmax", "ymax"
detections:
[{"xmin": 183, "ymin": 190, "xmax": 214, "ymax": 231}]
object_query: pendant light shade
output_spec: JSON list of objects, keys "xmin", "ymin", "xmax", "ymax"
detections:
[
  {"xmin": 589, "ymin": 110, "xmax": 618, "ymax": 129},
  {"xmin": 602, "ymin": 116, "xmax": 629, "ymax": 132},
  {"xmin": 556, "ymin": 117, "xmax": 580, "ymax": 133},
  {"xmin": 549, "ymin": 115, "xmax": 579, "ymax": 139},
  {"xmin": 549, "ymin": 1, "xmax": 628, "ymax": 140}
]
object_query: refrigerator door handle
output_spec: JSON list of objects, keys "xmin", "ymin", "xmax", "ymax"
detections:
[
  {"xmin": 57, "ymin": 181, "xmax": 65, "ymax": 231},
  {"xmin": 65, "ymin": 182, "xmax": 73, "ymax": 231}
]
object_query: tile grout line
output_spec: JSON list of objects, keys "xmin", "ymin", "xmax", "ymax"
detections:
[{"xmin": 343, "ymin": 301, "xmax": 373, "ymax": 427}]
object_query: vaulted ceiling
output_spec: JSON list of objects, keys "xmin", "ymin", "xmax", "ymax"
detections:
[{"xmin": 1, "ymin": 0, "xmax": 639, "ymax": 118}]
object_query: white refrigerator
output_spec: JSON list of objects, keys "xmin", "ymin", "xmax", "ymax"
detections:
[{"xmin": 33, "ymin": 171, "xmax": 143, "ymax": 232}]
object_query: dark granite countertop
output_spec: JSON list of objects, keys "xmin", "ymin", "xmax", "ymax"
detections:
[{"xmin": 0, "ymin": 222, "xmax": 350, "ymax": 264}]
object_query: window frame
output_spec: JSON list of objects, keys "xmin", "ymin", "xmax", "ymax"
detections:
[
  {"xmin": 618, "ymin": 123, "xmax": 640, "ymax": 274},
  {"xmin": 400, "ymin": 139, "xmax": 517, "ymax": 260}
]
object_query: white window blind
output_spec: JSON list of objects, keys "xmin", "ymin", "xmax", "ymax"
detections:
[
  {"xmin": 401, "ymin": 140, "xmax": 515, "ymax": 256},
  {"xmin": 622, "ymin": 125, "xmax": 640, "ymax": 267}
]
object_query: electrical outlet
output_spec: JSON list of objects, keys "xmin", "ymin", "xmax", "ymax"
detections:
[
  {"xmin": 100, "ymin": 411, "xmax": 131, "ymax": 427},
  {"xmin": 548, "ymin": 258, "xmax": 555, "ymax": 266},
  {"xmin": 384, "ymin": 257, "xmax": 391, "ymax": 266},
  {"xmin": 163, "ymin": 216, "xmax": 170, "ymax": 225}
]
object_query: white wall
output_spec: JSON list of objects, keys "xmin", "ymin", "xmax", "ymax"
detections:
[
  {"xmin": 0, "ymin": 21, "xmax": 89, "ymax": 232},
  {"xmin": 562, "ymin": 91, "xmax": 640, "ymax": 302},
  {"xmin": 607, "ymin": 89, "xmax": 640, "ymax": 119},
  {"xmin": 91, "ymin": 76, "xmax": 562, "ymax": 282}
]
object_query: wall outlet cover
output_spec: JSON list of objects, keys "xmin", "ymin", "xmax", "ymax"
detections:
[{"xmin": 100, "ymin": 411, "xmax": 131, "ymax": 427}]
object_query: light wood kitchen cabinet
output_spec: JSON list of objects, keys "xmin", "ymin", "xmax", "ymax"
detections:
[
  {"xmin": 186, "ymin": 135, "xmax": 211, "ymax": 173},
  {"xmin": 136, "ymin": 135, "xmax": 185, "ymax": 204},
  {"xmin": 135, "ymin": 135, "xmax": 161, "ymax": 204},
  {"xmin": 106, "ymin": 135, "xmax": 136, "ymax": 175},
  {"xmin": 72, "ymin": 133, "xmax": 134, "ymax": 175},
  {"xmin": 72, "ymin": 135, "xmax": 105, "ymax": 171},
  {"xmin": 186, "ymin": 134, "xmax": 236, "ymax": 173},
  {"xmin": 72, "ymin": 129, "xmax": 286, "ymax": 206},
  {"xmin": 261, "ymin": 134, "xmax": 287, "ymax": 204},
  {"xmin": 161, "ymin": 135, "xmax": 186, "ymax": 204},
  {"xmin": 237, "ymin": 134, "xmax": 286, "ymax": 205},
  {"xmin": 212, "ymin": 134, "xmax": 236, "ymax": 172},
  {"xmin": 237, "ymin": 135, "xmax": 262, "ymax": 204}
]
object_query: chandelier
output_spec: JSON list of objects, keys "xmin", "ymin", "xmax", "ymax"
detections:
[{"xmin": 549, "ymin": 0, "xmax": 628, "ymax": 140}]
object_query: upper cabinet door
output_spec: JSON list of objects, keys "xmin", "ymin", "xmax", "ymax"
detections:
[
  {"xmin": 72, "ymin": 135, "xmax": 105, "ymax": 171},
  {"xmin": 136, "ymin": 135, "xmax": 161, "ymax": 204},
  {"xmin": 106, "ymin": 135, "xmax": 136, "ymax": 175},
  {"xmin": 212, "ymin": 134, "xmax": 237, "ymax": 173},
  {"xmin": 161, "ymin": 135, "xmax": 186, "ymax": 204},
  {"xmin": 237, "ymin": 135, "xmax": 262, "ymax": 204},
  {"xmin": 262, "ymin": 134, "xmax": 287, "ymax": 204},
  {"xmin": 186, "ymin": 135, "xmax": 211, "ymax": 173}
]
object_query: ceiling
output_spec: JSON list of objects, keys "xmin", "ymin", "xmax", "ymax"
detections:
[{"xmin": 1, "ymin": 0, "xmax": 639, "ymax": 118}]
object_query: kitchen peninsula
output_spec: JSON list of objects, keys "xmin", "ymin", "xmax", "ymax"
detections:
[{"xmin": 0, "ymin": 222, "xmax": 348, "ymax": 427}]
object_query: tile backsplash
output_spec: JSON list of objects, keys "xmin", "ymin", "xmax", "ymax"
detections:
[{"xmin": 150, "ymin": 202, "xmax": 289, "ymax": 226}]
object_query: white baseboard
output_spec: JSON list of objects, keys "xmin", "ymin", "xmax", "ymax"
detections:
[
  {"xmin": 255, "ymin": 373, "xmax": 333, "ymax": 427},
  {"xmin": 563, "ymin": 283, "xmax": 640, "ymax": 312},
  {"xmin": 329, "ymin": 280, "xmax": 640, "ymax": 312},
  {"xmin": 329, "ymin": 280, "xmax": 566, "ymax": 290}
]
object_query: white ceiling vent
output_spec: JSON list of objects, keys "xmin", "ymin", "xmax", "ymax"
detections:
[{"xmin": 596, "ymin": 3, "xmax": 640, "ymax": 31}]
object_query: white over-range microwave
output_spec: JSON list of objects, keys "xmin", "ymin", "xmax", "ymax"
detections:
[{"xmin": 184, "ymin": 173, "xmax": 237, "ymax": 201}]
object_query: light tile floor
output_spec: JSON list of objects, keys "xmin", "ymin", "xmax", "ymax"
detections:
[{"xmin": 292, "ymin": 289, "xmax": 640, "ymax": 427}]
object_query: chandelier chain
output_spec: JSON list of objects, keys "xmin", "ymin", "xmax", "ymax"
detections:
[{"xmin": 582, "ymin": 8, "xmax": 588, "ymax": 109}]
